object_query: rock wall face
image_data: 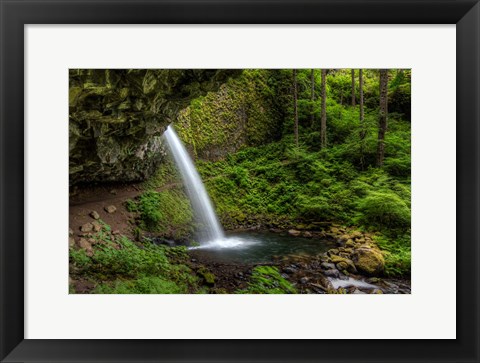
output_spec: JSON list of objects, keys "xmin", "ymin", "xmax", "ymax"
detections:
[
  {"xmin": 175, "ymin": 69, "xmax": 284, "ymax": 161},
  {"xmin": 69, "ymin": 69, "xmax": 240, "ymax": 185}
]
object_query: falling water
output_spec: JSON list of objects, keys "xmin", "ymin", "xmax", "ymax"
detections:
[{"xmin": 163, "ymin": 125, "xmax": 225, "ymax": 243}]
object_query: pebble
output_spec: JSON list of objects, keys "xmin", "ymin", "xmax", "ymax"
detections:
[
  {"xmin": 90, "ymin": 210, "xmax": 100, "ymax": 220},
  {"xmin": 80, "ymin": 223, "xmax": 93, "ymax": 233},
  {"xmin": 105, "ymin": 205, "xmax": 117, "ymax": 213}
]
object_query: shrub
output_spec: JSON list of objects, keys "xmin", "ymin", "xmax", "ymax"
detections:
[{"xmin": 356, "ymin": 190, "xmax": 410, "ymax": 230}]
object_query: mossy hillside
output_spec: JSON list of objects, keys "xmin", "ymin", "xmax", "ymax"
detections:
[
  {"xmin": 126, "ymin": 188, "xmax": 194, "ymax": 240},
  {"xmin": 176, "ymin": 69, "xmax": 283, "ymax": 160}
]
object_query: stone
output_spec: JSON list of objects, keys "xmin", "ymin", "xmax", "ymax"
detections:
[
  {"xmin": 352, "ymin": 247, "xmax": 385, "ymax": 276},
  {"xmin": 112, "ymin": 230, "xmax": 120, "ymax": 235},
  {"xmin": 303, "ymin": 231, "xmax": 313, "ymax": 238},
  {"xmin": 350, "ymin": 231, "xmax": 363, "ymax": 239},
  {"xmin": 90, "ymin": 210, "xmax": 100, "ymax": 220},
  {"xmin": 91, "ymin": 221, "xmax": 102, "ymax": 232},
  {"xmin": 328, "ymin": 248, "xmax": 339, "ymax": 256},
  {"xmin": 331, "ymin": 255, "xmax": 357, "ymax": 273},
  {"xmin": 372, "ymin": 289, "xmax": 384, "ymax": 294},
  {"xmin": 345, "ymin": 239, "xmax": 355, "ymax": 247},
  {"xmin": 299, "ymin": 277, "xmax": 309, "ymax": 284},
  {"xmin": 352, "ymin": 289, "xmax": 367, "ymax": 294},
  {"xmin": 283, "ymin": 267, "xmax": 297, "ymax": 275},
  {"xmin": 77, "ymin": 238, "xmax": 93, "ymax": 256},
  {"xmin": 321, "ymin": 262, "xmax": 335, "ymax": 270},
  {"xmin": 288, "ymin": 229, "xmax": 301, "ymax": 236},
  {"xmin": 323, "ymin": 269, "xmax": 340, "ymax": 278},
  {"xmin": 69, "ymin": 228, "xmax": 74, "ymax": 236},
  {"xmin": 105, "ymin": 205, "xmax": 117, "ymax": 213},
  {"xmin": 330, "ymin": 227, "xmax": 340, "ymax": 234},
  {"xmin": 80, "ymin": 223, "xmax": 93, "ymax": 233},
  {"xmin": 69, "ymin": 237, "xmax": 75, "ymax": 247}
]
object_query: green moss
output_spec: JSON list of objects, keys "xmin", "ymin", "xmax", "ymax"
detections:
[
  {"xmin": 237, "ymin": 266, "xmax": 297, "ymax": 294},
  {"xmin": 133, "ymin": 189, "xmax": 194, "ymax": 239}
]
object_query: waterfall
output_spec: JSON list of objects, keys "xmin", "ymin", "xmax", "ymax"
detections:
[{"xmin": 163, "ymin": 125, "xmax": 225, "ymax": 243}]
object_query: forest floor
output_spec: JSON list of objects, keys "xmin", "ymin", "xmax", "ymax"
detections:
[{"xmin": 69, "ymin": 183, "xmax": 411, "ymax": 294}]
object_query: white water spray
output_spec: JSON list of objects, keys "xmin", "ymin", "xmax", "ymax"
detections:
[{"xmin": 163, "ymin": 125, "xmax": 225, "ymax": 244}]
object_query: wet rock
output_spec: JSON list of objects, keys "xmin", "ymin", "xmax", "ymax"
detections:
[
  {"xmin": 328, "ymin": 248, "xmax": 339, "ymax": 256},
  {"xmin": 105, "ymin": 205, "xmax": 117, "ymax": 214},
  {"xmin": 303, "ymin": 231, "xmax": 313, "ymax": 238},
  {"xmin": 323, "ymin": 269, "xmax": 340, "ymax": 278},
  {"xmin": 80, "ymin": 223, "xmax": 93, "ymax": 233},
  {"xmin": 288, "ymin": 229, "xmax": 301, "ymax": 237},
  {"xmin": 90, "ymin": 210, "xmax": 100, "ymax": 220},
  {"xmin": 350, "ymin": 231, "xmax": 363, "ymax": 239},
  {"xmin": 352, "ymin": 289, "xmax": 367, "ymax": 294},
  {"xmin": 345, "ymin": 239, "xmax": 355, "ymax": 247},
  {"xmin": 352, "ymin": 247, "xmax": 385, "ymax": 276},
  {"xmin": 299, "ymin": 277, "xmax": 309, "ymax": 284},
  {"xmin": 321, "ymin": 262, "xmax": 335, "ymax": 270},
  {"xmin": 283, "ymin": 266, "xmax": 297, "ymax": 275}
]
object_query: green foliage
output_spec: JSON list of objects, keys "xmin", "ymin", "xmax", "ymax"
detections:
[
  {"xmin": 134, "ymin": 189, "xmax": 194, "ymax": 239},
  {"xmin": 69, "ymin": 232, "xmax": 206, "ymax": 293},
  {"xmin": 237, "ymin": 266, "xmax": 297, "ymax": 294},
  {"xmin": 95, "ymin": 276, "xmax": 188, "ymax": 294},
  {"xmin": 374, "ymin": 234, "xmax": 411, "ymax": 276},
  {"xmin": 356, "ymin": 190, "xmax": 411, "ymax": 230}
]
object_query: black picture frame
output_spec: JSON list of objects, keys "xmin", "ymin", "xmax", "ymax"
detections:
[{"xmin": 1, "ymin": 0, "xmax": 479, "ymax": 362}]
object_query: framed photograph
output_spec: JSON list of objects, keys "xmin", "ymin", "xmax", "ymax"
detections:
[{"xmin": 1, "ymin": 0, "xmax": 479, "ymax": 362}]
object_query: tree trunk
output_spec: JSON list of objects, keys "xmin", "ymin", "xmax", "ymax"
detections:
[
  {"xmin": 351, "ymin": 69, "xmax": 356, "ymax": 106},
  {"xmin": 293, "ymin": 69, "xmax": 299, "ymax": 146},
  {"xmin": 359, "ymin": 69, "xmax": 365, "ymax": 169},
  {"xmin": 320, "ymin": 69, "xmax": 327, "ymax": 149},
  {"xmin": 376, "ymin": 69, "xmax": 388, "ymax": 167},
  {"xmin": 310, "ymin": 69, "xmax": 315, "ymax": 127}
]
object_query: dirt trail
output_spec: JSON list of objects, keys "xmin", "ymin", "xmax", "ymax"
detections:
[{"xmin": 69, "ymin": 182, "xmax": 181, "ymax": 240}]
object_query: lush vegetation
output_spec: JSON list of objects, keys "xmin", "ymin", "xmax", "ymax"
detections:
[
  {"xmin": 69, "ymin": 224, "xmax": 205, "ymax": 294},
  {"xmin": 70, "ymin": 68, "xmax": 411, "ymax": 294}
]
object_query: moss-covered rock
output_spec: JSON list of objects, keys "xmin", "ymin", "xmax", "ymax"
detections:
[
  {"xmin": 69, "ymin": 69, "xmax": 240, "ymax": 185},
  {"xmin": 351, "ymin": 247, "xmax": 385, "ymax": 276}
]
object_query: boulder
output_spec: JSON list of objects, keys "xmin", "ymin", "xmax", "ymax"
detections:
[{"xmin": 351, "ymin": 247, "xmax": 385, "ymax": 276}]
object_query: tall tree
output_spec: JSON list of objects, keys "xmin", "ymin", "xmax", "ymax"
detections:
[
  {"xmin": 359, "ymin": 69, "xmax": 365, "ymax": 169},
  {"xmin": 293, "ymin": 69, "xmax": 299, "ymax": 146},
  {"xmin": 310, "ymin": 69, "xmax": 315, "ymax": 127},
  {"xmin": 351, "ymin": 69, "xmax": 356, "ymax": 106},
  {"xmin": 376, "ymin": 69, "xmax": 389, "ymax": 166},
  {"xmin": 320, "ymin": 69, "xmax": 327, "ymax": 149}
]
